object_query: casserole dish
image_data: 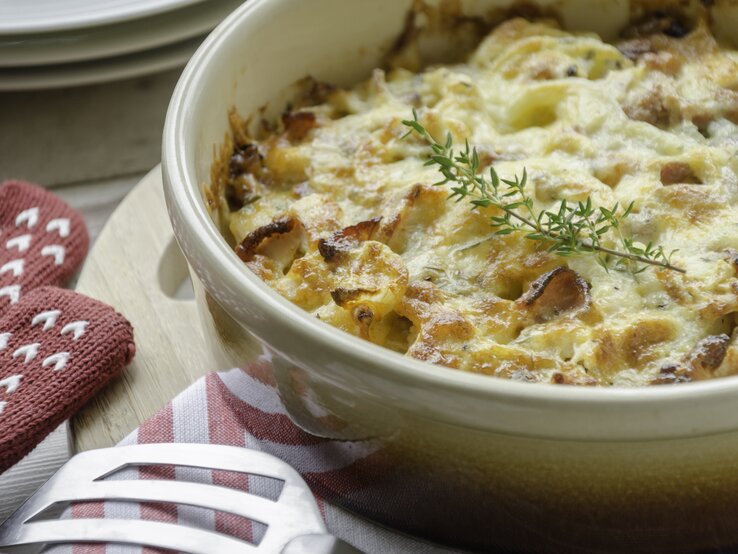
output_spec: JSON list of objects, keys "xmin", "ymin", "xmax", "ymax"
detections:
[{"xmin": 163, "ymin": 0, "xmax": 738, "ymax": 551}]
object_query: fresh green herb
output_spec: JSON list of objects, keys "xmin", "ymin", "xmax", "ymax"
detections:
[{"xmin": 401, "ymin": 110, "xmax": 685, "ymax": 275}]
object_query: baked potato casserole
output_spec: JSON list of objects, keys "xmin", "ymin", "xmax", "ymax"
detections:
[{"xmin": 209, "ymin": 15, "xmax": 738, "ymax": 386}]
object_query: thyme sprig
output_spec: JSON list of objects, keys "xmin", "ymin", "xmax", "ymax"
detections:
[{"xmin": 401, "ymin": 110, "xmax": 685, "ymax": 275}]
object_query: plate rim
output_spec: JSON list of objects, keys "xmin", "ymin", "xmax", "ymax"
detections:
[
  {"xmin": 0, "ymin": 0, "xmax": 207, "ymax": 35},
  {"xmin": 0, "ymin": 0, "xmax": 239, "ymax": 67},
  {"xmin": 0, "ymin": 34, "xmax": 204, "ymax": 91}
]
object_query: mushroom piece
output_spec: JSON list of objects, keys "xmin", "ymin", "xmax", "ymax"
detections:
[
  {"xmin": 617, "ymin": 38, "xmax": 654, "ymax": 61},
  {"xmin": 330, "ymin": 288, "xmax": 376, "ymax": 337},
  {"xmin": 293, "ymin": 76, "xmax": 338, "ymax": 108},
  {"xmin": 229, "ymin": 143, "xmax": 262, "ymax": 178},
  {"xmin": 653, "ymin": 334, "xmax": 731, "ymax": 384},
  {"xmin": 235, "ymin": 217, "xmax": 301, "ymax": 265},
  {"xmin": 318, "ymin": 217, "xmax": 382, "ymax": 262},
  {"xmin": 623, "ymin": 13, "xmax": 691, "ymax": 39},
  {"xmin": 282, "ymin": 111, "xmax": 317, "ymax": 142},
  {"xmin": 225, "ymin": 143, "xmax": 264, "ymax": 210},
  {"xmin": 652, "ymin": 363, "xmax": 690, "ymax": 385},
  {"xmin": 660, "ymin": 161, "xmax": 701, "ymax": 185},
  {"xmin": 517, "ymin": 267, "xmax": 591, "ymax": 323},
  {"xmin": 685, "ymin": 334, "xmax": 731, "ymax": 380}
]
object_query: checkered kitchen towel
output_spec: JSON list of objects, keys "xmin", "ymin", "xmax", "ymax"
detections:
[{"xmin": 48, "ymin": 356, "xmax": 462, "ymax": 554}]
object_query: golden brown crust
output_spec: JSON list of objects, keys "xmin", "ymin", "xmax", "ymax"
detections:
[
  {"xmin": 593, "ymin": 319, "xmax": 677, "ymax": 379},
  {"xmin": 622, "ymin": 85, "xmax": 677, "ymax": 128},
  {"xmin": 399, "ymin": 281, "xmax": 474, "ymax": 369}
]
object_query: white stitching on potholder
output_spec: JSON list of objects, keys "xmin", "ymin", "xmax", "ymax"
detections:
[
  {"xmin": 1, "ymin": 207, "xmax": 73, "ymax": 310},
  {"xmin": 42, "ymin": 352, "xmax": 69, "ymax": 371},
  {"xmin": 5, "ymin": 234, "xmax": 31, "ymax": 253},
  {"xmin": 0, "ymin": 259, "xmax": 23, "ymax": 277},
  {"xmin": 31, "ymin": 310, "xmax": 61, "ymax": 332},
  {"xmin": 12, "ymin": 343, "xmax": 40, "ymax": 364},
  {"xmin": 41, "ymin": 245, "xmax": 65, "ymax": 266},
  {"xmin": 15, "ymin": 207, "xmax": 39, "ymax": 230},
  {"xmin": 0, "ymin": 375, "xmax": 22, "ymax": 394},
  {"xmin": 0, "ymin": 285, "xmax": 21, "ymax": 305},
  {"xmin": 46, "ymin": 218, "xmax": 70, "ymax": 238},
  {"xmin": 61, "ymin": 321, "xmax": 87, "ymax": 341}
]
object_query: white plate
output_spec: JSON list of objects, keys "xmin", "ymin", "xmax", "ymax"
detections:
[
  {"xmin": 0, "ymin": 0, "xmax": 242, "ymax": 67},
  {"xmin": 0, "ymin": 0, "xmax": 207, "ymax": 35},
  {"xmin": 0, "ymin": 34, "xmax": 204, "ymax": 91}
]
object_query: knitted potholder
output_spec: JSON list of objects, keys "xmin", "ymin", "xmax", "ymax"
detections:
[
  {"xmin": 0, "ymin": 286, "xmax": 135, "ymax": 472},
  {"xmin": 1, "ymin": 180, "xmax": 89, "ymax": 315}
]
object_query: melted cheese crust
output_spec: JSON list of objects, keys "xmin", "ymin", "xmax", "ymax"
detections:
[{"xmin": 215, "ymin": 18, "xmax": 738, "ymax": 386}]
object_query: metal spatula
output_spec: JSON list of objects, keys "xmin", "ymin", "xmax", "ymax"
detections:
[{"xmin": 0, "ymin": 443, "xmax": 362, "ymax": 553}]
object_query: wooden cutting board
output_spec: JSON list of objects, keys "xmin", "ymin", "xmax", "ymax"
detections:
[{"xmin": 71, "ymin": 166, "xmax": 224, "ymax": 452}]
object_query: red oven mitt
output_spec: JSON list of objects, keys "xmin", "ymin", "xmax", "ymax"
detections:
[
  {"xmin": 0, "ymin": 287, "xmax": 135, "ymax": 471},
  {"xmin": 0, "ymin": 180, "xmax": 89, "ymax": 314},
  {"xmin": 0, "ymin": 180, "xmax": 136, "ymax": 472}
]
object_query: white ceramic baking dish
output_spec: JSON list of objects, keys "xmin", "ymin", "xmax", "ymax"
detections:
[{"xmin": 162, "ymin": 1, "xmax": 738, "ymax": 551}]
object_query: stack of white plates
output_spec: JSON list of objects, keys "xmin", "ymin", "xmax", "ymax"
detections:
[{"xmin": 0, "ymin": 0, "xmax": 242, "ymax": 91}]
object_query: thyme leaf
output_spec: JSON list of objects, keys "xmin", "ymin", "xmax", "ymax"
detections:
[{"xmin": 401, "ymin": 109, "xmax": 685, "ymax": 275}]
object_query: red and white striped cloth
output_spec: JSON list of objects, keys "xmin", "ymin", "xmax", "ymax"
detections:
[{"xmin": 45, "ymin": 357, "xmax": 461, "ymax": 554}]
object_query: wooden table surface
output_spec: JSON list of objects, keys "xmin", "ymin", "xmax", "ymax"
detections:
[{"xmin": 70, "ymin": 167, "xmax": 229, "ymax": 452}]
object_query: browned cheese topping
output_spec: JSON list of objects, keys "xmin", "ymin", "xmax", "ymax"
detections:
[{"xmin": 210, "ymin": 15, "xmax": 738, "ymax": 386}]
